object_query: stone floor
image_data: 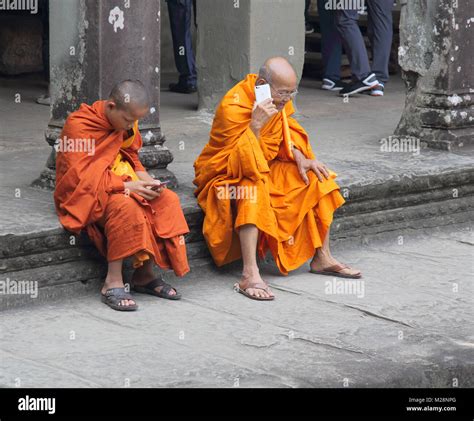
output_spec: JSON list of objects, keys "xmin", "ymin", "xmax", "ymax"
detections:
[
  {"xmin": 0, "ymin": 73, "xmax": 473, "ymax": 387},
  {"xmin": 0, "ymin": 223, "xmax": 472, "ymax": 387}
]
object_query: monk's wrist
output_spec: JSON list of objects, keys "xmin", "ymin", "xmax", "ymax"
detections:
[
  {"xmin": 249, "ymin": 122, "xmax": 261, "ymax": 138},
  {"xmin": 292, "ymin": 146, "xmax": 304, "ymax": 162}
]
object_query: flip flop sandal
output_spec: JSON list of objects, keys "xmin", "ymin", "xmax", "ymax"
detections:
[
  {"xmin": 132, "ymin": 277, "xmax": 182, "ymax": 300},
  {"xmin": 233, "ymin": 282, "xmax": 275, "ymax": 301},
  {"xmin": 101, "ymin": 287, "xmax": 138, "ymax": 311},
  {"xmin": 310, "ymin": 263, "xmax": 362, "ymax": 279}
]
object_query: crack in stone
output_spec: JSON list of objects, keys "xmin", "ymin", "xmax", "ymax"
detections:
[
  {"xmin": 261, "ymin": 284, "xmax": 418, "ymax": 330},
  {"xmin": 280, "ymin": 333, "xmax": 366, "ymax": 355},
  {"xmin": 364, "ymin": 247, "xmax": 448, "ymax": 263},
  {"xmin": 456, "ymin": 240, "xmax": 474, "ymax": 246},
  {"xmin": 239, "ymin": 339, "xmax": 280, "ymax": 348},
  {"xmin": 78, "ymin": 310, "xmax": 138, "ymax": 331},
  {"xmin": 267, "ymin": 284, "xmax": 303, "ymax": 295},
  {"xmin": 342, "ymin": 304, "xmax": 415, "ymax": 328}
]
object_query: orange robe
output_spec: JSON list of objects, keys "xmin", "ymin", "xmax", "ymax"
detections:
[
  {"xmin": 193, "ymin": 74, "xmax": 345, "ymax": 275},
  {"xmin": 54, "ymin": 100, "xmax": 190, "ymax": 277}
]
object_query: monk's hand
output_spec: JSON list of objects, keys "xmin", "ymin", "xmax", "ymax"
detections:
[
  {"xmin": 294, "ymin": 150, "xmax": 330, "ymax": 184},
  {"xmin": 250, "ymin": 98, "xmax": 278, "ymax": 137},
  {"xmin": 123, "ymin": 180, "xmax": 162, "ymax": 200}
]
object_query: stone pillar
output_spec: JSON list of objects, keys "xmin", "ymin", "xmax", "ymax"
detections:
[
  {"xmin": 34, "ymin": 0, "xmax": 177, "ymax": 189},
  {"xmin": 395, "ymin": 0, "xmax": 474, "ymax": 151},
  {"xmin": 196, "ymin": 0, "xmax": 305, "ymax": 111}
]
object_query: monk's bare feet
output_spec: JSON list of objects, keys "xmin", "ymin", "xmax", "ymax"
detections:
[
  {"xmin": 238, "ymin": 268, "xmax": 274, "ymax": 299},
  {"xmin": 131, "ymin": 264, "xmax": 177, "ymax": 297},
  {"xmin": 310, "ymin": 249, "xmax": 361, "ymax": 277},
  {"xmin": 101, "ymin": 276, "xmax": 136, "ymax": 307}
]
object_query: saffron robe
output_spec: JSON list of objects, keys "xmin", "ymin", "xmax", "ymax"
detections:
[
  {"xmin": 54, "ymin": 100, "xmax": 190, "ymax": 277},
  {"xmin": 193, "ymin": 74, "xmax": 345, "ymax": 275}
]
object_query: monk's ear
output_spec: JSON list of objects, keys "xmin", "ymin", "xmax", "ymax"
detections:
[
  {"xmin": 105, "ymin": 100, "xmax": 117, "ymax": 111},
  {"xmin": 255, "ymin": 78, "xmax": 267, "ymax": 86}
]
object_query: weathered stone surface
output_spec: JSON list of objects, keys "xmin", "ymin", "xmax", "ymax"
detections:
[
  {"xmin": 0, "ymin": 223, "xmax": 472, "ymax": 387},
  {"xmin": 2, "ymin": 156, "xmax": 473, "ymax": 311},
  {"xmin": 396, "ymin": 0, "xmax": 474, "ymax": 150}
]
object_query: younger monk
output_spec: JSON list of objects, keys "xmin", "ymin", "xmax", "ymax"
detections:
[
  {"xmin": 55, "ymin": 80, "xmax": 190, "ymax": 311},
  {"xmin": 193, "ymin": 57, "xmax": 361, "ymax": 301}
]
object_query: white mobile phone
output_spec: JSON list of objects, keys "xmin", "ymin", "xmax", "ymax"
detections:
[{"xmin": 255, "ymin": 84, "xmax": 272, "ymax": 104}]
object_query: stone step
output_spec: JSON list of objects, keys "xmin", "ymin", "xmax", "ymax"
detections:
[{"xmin": 1, "ymin": 165, "xmax": 473, "ymax": 311}]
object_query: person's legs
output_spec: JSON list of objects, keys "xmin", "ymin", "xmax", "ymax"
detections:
[
  {"xmin": 317, "ymin": 0, "xmax": 343, "ymax": 82},
  {"xmin": 237, "ymin": 224, "xmax": 274, "ymax": 299},
  {"xmin": 167, "ymin": 0, "xmax": 196, "ymax": 88},
  {"xmin": 131, "ymin": 257, "xmax": 178, "ymax": 296},
  {"xmin": 310, "ymin": 227, "xmax": 361, "ymax": 276},
  {"xmin": 366, "ymin": 0, "xmax": 394, "ymax": 84},
  {"xmin": 101, "ymin": 259, "xmax": 136, "ymax": 307},
  {"xmin": 305, "ymin": 0, "xmax": 314, "ymax": 33},
  {"xmin": 305, "ymin": 0, "xmax": 311, "ymax": 21},
  {"xmin": 335, "ymin": 7, "xmax": 371, "ymax": 82}
]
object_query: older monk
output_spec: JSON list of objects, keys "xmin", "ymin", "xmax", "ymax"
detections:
[
  {"xmin": 55, "ymin": 80, "xmax": 190, "ymax": 311},
  {"xmin": 193, "ymin": 57, "xmax": 360, "ymax": 301}
]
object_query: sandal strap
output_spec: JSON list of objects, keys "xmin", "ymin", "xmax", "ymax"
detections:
[
  {"xmin": 143, "ymin": 277, "xmax": 165, "ymax": 290},
  {"xmin": 104, "ymin": 287, "xmax": 133, "ymax": 301},
  {"xmin": 323, "ymin": 263, "xmax": 347, "ymax": 273},
  {"xmin": 242, "ymin": 282, "xmax": 269, "ymax": 292},
  {"xmin": 143, "ymin": 277, "xmax": 176, "ymax": 296}
]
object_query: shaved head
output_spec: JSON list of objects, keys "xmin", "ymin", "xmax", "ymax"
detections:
[
  {"xmin": 105, "ymin": 80, "xmax": 150, "ymax": 130},
  {"xmin": 257, "ymin": 56, "xmax": 298, "ymax": 111},
  {"xmin": 258, "ymin": 56, "xmax": 297, "ymax": 87},
  {"xmin": 109, "ymin": 79, "xmax": 150, "ymax": 110}
]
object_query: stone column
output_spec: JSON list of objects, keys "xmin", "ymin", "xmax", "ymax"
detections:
[
  {"xmin": 395, "ymin": 0, "xmax": 474, "ymax": 151},
  {"xmin": 196, "ymin": 0, "xmax": 305, "ymax": 111},
  {"xmin": 34, "ymin": 0, "xmax": 177, "ymax": 189}
]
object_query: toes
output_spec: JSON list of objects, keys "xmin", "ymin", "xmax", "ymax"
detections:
[{"xmin": 120, "ymin": 299, "xmax": 135, "ymax": 306}]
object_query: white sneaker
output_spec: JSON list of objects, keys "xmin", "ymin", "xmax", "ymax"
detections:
[{"xmin": 370, "ymin": 83, "xmax": 385, "ymax": 96}]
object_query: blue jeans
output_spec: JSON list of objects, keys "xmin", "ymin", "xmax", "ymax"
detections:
[
  {"xmin": 167, "ymin": 0, "xmax": 197, "ymax": 86},
  {"xmin": 317, "ymin": 0, "xmax": 343, "ymax": 81}
]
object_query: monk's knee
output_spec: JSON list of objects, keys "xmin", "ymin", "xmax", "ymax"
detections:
[
  {"xmin": 106, "ymin": 193, "xmax": 142, "ymax": 220},
  {"xmin": 151, "ymin": 188, "xmax": 182, "ymax": 208}
]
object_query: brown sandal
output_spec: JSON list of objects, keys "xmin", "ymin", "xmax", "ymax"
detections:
[
  {"xmin": 233, "ymin": 282, "xmax": 275, "ymax": 301},
  {"xmin": 310, "ymin": 263, "xmax": 361, "ymax": 279}
]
